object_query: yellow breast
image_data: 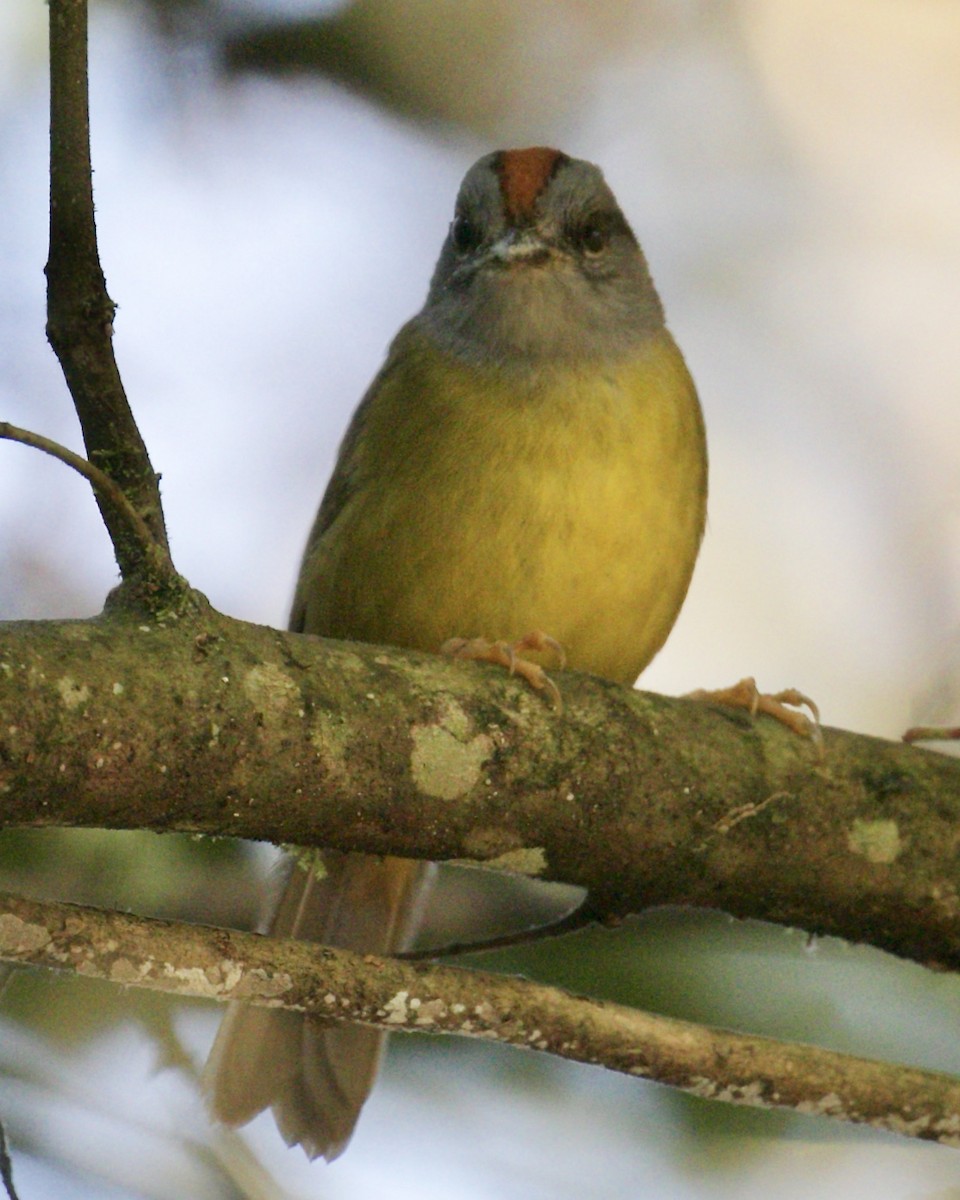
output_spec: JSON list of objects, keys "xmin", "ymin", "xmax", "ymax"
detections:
[{"xmin": 295, "ymin": 321, "xmax": 707, "ymax": 686}]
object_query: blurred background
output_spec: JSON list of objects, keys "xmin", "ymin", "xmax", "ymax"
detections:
[{"xmin": 2, "ymin": 0, "xmax": 960, "ymax": 1196}]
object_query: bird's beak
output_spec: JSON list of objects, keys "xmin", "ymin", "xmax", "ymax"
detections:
[{"xmin": 489, "ymin": 228, "xmax": 551, "ymax": 267}]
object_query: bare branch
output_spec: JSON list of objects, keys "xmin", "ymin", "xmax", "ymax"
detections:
[
  {"xmin": 904, "ymin": 725, "xmax": 960, "ymax": 744},
  {"xmin": 1, "ymin": 890, "xmax": 958, "ymax": 1149},
  {"xmin": 0, "ymin": 422, "xmax": 174, "ymax": 580},
  {"xmin": 403, "ymin": 900, "xmax": 593, "ymax": 961},
  {"xmin": 1, "ymin": 609, "xmax": 959, "ymax": 969},
  {"xmin": 45, "ymin": 0, "xmax": 169, "ymax": 581},
  {"xmin": 0, "ymin": 1119, "xmax": 20, "ymax": 1200}
]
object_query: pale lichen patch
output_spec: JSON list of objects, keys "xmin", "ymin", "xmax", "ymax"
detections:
[
  {"xmin": 242, "ymin": 662, "xmax": 301, "ymax": 722},
  {"xmin": 688, "ymin": 1077, "xmax": 768, "ymax": 1107},
  {"xmin": 240, "ymin": 969, "xmax": 294, "ymax": 1000},
  {"xmin": 383, "ymin": 990, "xmax": 411, "ymax": 1024},
  {"xmin": 196, "ymin": 964, "xmax": 293, "ymax": 1001},
  {"xmin": 460, "ymin": 826, "xmax": 523, "ymax": 860},
  {"xmin": 333, "ymin": 650, "xmax": 368, "ymax": 676},
  {"xmin": 847, "ymin": 818, "xmax": 904, "ymax": 864},
  {"xmin": 885, "ymin": 1113, "xmax": 936, "ymax": 1138},
  {"xmin": 110, "ymin": 957, "xmax": 151, "ymax": 984},
  {"xmin": 483, "ymin": 846, "xmax": 548, "ymax": 876},
  {"xmin": 0, "ymin": 913, "xmax": 51, "ymax": 954},
  {"xmin": 473, "ymin": 1000, "xmax": 498, "ymax": 1025},
  {"xmin": 796, "ymin": 1092, "xmax": 846, "ymax": 1117},
  {"xmin": 932, "ymin": 1113, "xmax": 960, "ymax": 1144},
  {"xmin": 431, "ymin": 696, "xmax": 472, "ymax": 741},
  {"xmin": 411, "ymin": 702, "xmax": 493, "ymax": 800},
  {"xmin": 930, "ymin": 881, "xmax": 960, "ymax": 920},
  {"xmin": 309, "ymin": 713, "xmax": 351, "ymax": 778},
  {"xmin": 56, "ymin": 675, "xmax": 90, "ymax": 709},
  {"xmin": 719, "ymin": 1080, "xmax": 767, "ymax": 1107},
  {"xmin": 205, "ymin": 959, "xmax": 244, "ymax": 992},
  {"xmin": 156, "ymin": 964, "xmax": 222, "ymax": 996},
  {"xmin": 413, "ymin": 999, "xmax": 448, "ymax": 1026}
]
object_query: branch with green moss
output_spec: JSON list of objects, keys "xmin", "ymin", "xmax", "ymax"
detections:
[
  {"xmin": 1, "ymin": 889, "xmax": 959, "ymax": 1150},
  {"xmin": 1, "ymin": 606, "xmax": 958, "ymax": 968}
]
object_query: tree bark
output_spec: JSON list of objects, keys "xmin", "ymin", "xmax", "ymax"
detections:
[
  {"xmin": 1, "ymin": 604, "xmax": 958, "ymax": 969},
  {"xmin": 45, "ymin": 0, "xmax": 170, "ymax": 581},
  {"xmin": 3, "ymin": 890, "xmax": 960, "ymax": 1149}
]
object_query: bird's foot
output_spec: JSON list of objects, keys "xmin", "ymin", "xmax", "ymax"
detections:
[
  {"xmin": 686, "ymin": 676, "xmax": 823, "ymax": 753},
  {"xmin": 441, "ymin": 630, "xmax": 566, "ymax": 708}
]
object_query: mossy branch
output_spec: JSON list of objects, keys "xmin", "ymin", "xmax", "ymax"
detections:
[{"xmin": 1, "ymin": 608, "xmax": 958, "ymax": 968}]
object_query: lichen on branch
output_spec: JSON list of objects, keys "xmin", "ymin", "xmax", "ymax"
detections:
[
  {"xmin": 3, "ymin": 890, "xmax": 960, "ymax": 1151},
  {"xmin": 1, "ymin": 609, "xmax": 959, "ymax": 969}
]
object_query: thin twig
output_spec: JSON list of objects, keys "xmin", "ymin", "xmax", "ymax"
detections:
[
  {"xmin": 402, "ymin": 897, "xmax": 596, "ymax": 962},
  {"xmin": 903, "ymin": 725, "xmax": 960, "ymax": 744},
  {"xmin": 0, "ymin": 1119, "xmax": 20, "ymax": 1200},
  {"xmin": 0, "ymin": 422, "xmax": 171, "ymax": 575}
]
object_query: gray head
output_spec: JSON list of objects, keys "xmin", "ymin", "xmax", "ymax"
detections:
[{"xmin": 419, "ymin": 148, "xmax": 666, "ymax": 368}]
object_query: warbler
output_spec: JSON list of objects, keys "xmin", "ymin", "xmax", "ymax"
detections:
[{"xmin": 205, "ymin": 147, "xmax": 708, "ymax": 1159}]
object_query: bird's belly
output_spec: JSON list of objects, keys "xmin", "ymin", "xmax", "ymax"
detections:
[
  {"xmin": 334, "ymin": 420, "xmax": 703, "ymax": 685},
  {"xmin": 309, "ymin": 331, "xmax": 707, "ymax": 687}
]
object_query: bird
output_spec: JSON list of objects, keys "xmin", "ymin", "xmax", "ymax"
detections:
[{"xmin": 204, "ymin": 147, "xmax": 708, "ymax": 1160}]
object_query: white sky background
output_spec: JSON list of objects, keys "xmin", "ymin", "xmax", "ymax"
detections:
[{"xmin": 2, "ymin": 0, "xmax": 960, "ymax": 1196}]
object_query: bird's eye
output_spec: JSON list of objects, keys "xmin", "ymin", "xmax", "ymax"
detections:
[
  {"xmin": 574, "ymin": 222, "xmax": 608, "ymax": 255},
  {"xmin": 452, "ymin": 214, "xmax": 483, "ymax": 254}
]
